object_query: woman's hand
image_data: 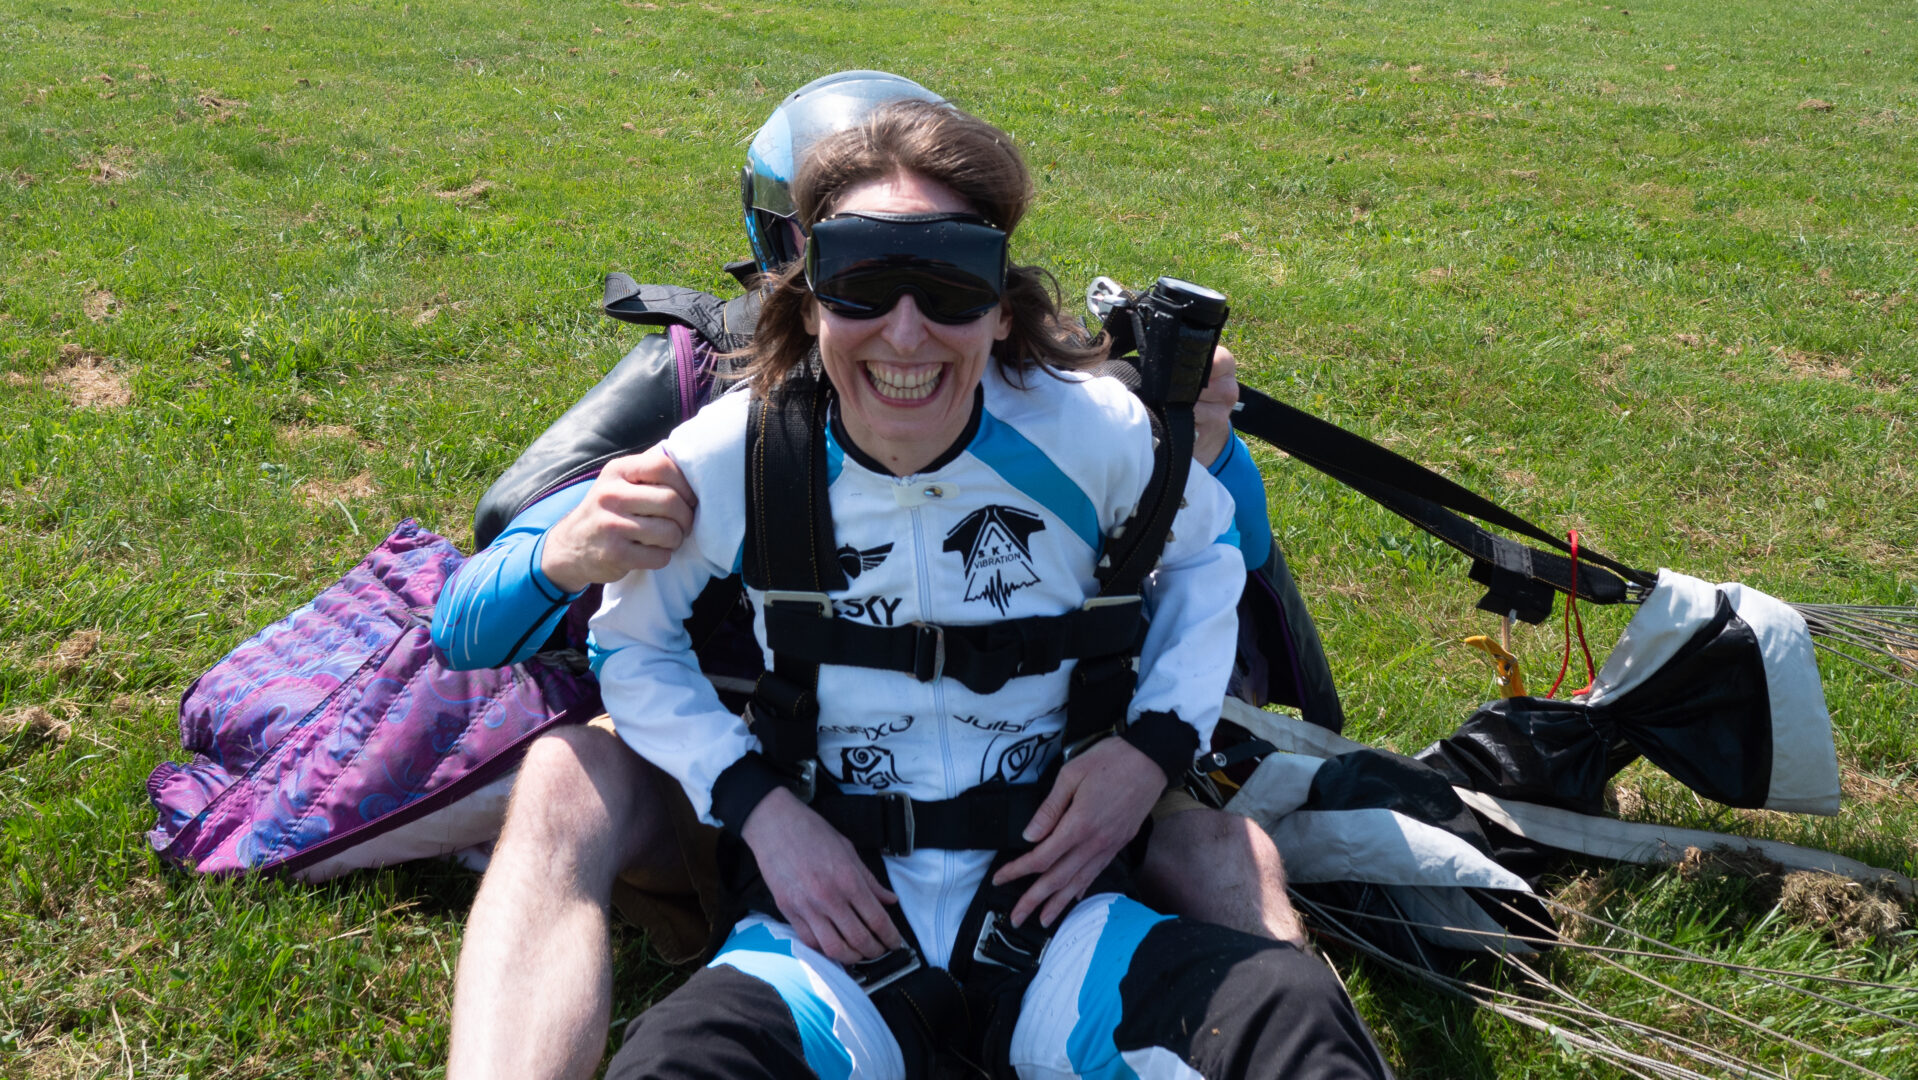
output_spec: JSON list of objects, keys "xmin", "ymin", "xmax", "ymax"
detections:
[
  {"xmin": 540, "ymin": 447, "xmax": 697, "ymax": 594},
  {"xmin": 1192, "ymin": 345, "xmax": 1240, "ymax": 469},
  {"xmin": 990, "ymin": 737, "xmax": 1167, "ymax": 928},
  {"xmin": 741, "ymin": 786, "xmax": 905, "ymax": 965}
]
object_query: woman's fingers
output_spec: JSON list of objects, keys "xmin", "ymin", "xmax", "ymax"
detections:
[
  {"xmin": 846, "ymin": 873, "xmax": 905, "ymax": 951},
  {"xmin": 1019, "ymin": 757, "xmax": 1086, "ymax": 844},
  {"xmin": 1000, "ymin": 739, "xmax": 1169, "ymax": 924},
  {"xmin": 1007, "ymin": 814, "xmax": 1103, "ymax": 926},
  {"xmin": 801, "ymin": 867, "xmax": 900, "ymax": 963},
  {"xmin": 821, "ymin": 901, "xmax": 885, "ymax": 961},
  {"xmin": 741, "ymin": 791, "xmax": 904, "ymax": 965}
]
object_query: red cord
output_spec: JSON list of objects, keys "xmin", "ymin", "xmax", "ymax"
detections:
[{"xmin": 1547, "ymin": 530, "xmax": 1599, "ymax": 699}]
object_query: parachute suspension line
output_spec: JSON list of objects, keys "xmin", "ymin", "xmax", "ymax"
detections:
[
  {"xmin": 1302, "ymin": 895, "xmax": 1918, "ymax": 1009},
  {"xmin": 1512, "ymin": 907, "xmax": 1897, "ymax": 1078},
  {"xmin": 1547, "ymin": 529, "xmax": 1598, "ymax": 699},
  {"xmin": 1535, "ymin": 895, "xmax": 1918, "ymax": 1015},
  {"xmin": 1793, "ymin": 602, "xmax": 1918, "ymax": 687},
  {"xmin": 1299, "ymin": 890, "xmax": 1908, "ymax": 1078},
  {"xmin": 1287, "ymin": 891, "xmax": 1742, "ymax": 1080}
]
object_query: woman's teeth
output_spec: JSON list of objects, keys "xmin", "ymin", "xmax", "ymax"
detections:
[{"xmin": 865, "ymin": 363, "xmax": 942, "ymax": 401}]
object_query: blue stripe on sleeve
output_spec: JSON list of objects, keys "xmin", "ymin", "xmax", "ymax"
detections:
[
  {"xmin": 1210, "ymin": 434, "xmax": 1272, "ymax": 570},
  {"xmin": 431, "ymin": 479, "xmax": 592, "ymax": 670},
  {"xmin": 968, "ymin": 407, "xmax": 1103, "ymax": 553}
]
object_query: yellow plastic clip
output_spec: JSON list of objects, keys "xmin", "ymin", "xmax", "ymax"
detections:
[{"xmin": 1463, "ymin": 632, "xmax": 1527, "ymax": 698}]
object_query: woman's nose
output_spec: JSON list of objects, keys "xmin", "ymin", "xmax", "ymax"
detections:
[{"xmin": 877, "ymin": 293, "xmax": 931, "ymax": 352}]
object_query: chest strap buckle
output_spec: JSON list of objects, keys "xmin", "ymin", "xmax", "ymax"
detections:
[{"xmin": 910, "ymin": 623, "xmax": 946, "ymax": 683}]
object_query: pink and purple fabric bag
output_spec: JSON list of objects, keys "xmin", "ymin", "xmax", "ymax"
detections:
[{"xmin": 145, "ymin": 520, "xmax": 599, "ymax": 879}]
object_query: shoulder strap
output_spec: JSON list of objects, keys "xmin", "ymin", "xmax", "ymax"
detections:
[
  {"xmin": 737, "ymin": 373, "xmax": 845, "ymax": 790},
  {"xmin": 1233, "ymin": 386, "xmax": 1655, "ymax": 622},
  {"xmin": 601, "ymin": 274, "xmax": 737, "ymax": 350},
  {"xmin": 742, "ymin": 373, "xmax": 846, "ymax": 596}
]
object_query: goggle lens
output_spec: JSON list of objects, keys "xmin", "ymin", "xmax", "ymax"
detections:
[{"xmin": 806, "ymin": 212, "xmax": 1008, "ymax": 325}]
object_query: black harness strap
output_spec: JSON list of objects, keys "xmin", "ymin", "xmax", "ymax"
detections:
[
  {"xmin": 1234, "ymin": 385, "xmax": 1655, "ymax": 623},
  {"xmin": 762, "ymin": 601, "xmax": 1143, "ymax": 695},
  {"xmin": 740, "ymin": 373, "xmax": 846, "ymax": 791},
  {"xmin": 1061, "ymin": 394, "xmax": 1198, "ymax": 758},
  {"xmin": 810, "ymin": 783, "xmax": 1050, "ymax": 857}
]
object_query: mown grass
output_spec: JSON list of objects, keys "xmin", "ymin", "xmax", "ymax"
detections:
[{"xmin": 2, "ymin": 0, "xmax": 1915, "ymax": 1075}]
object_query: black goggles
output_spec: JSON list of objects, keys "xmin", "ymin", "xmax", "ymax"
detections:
[{"xmin": 804, "ymin": 211, "xmax": 1008, "ymax": 325}]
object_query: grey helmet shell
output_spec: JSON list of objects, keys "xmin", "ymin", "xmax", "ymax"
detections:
[{"xmin": 742, "ymin": 70, "xmax": 945, "ymax": 274}]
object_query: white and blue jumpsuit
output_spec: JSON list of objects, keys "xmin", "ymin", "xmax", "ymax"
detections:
[{"xmin": 591, "ymin": 362, "xmax": 1389, "ymax": 1080}]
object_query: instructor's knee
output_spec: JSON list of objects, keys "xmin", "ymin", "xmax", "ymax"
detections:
[
  {"xmin": 502, "ymin": 724, "xmax": 651, "ymax": 856},
  {"xmin": 1150, "ymin": 807, "xmax": 1286, "ymax": 884}
]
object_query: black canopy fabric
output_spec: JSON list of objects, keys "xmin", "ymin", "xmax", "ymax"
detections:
[
  {"xmin": 1217, "ymin": 572, "xmax": 1848, "ymax": 973},
  {"xmin": 1417, "ymin": 570, "xmax": 1840, "ymax": 818},
  {"xmin": 1226, "ymin": 747, "xmax": 1551, "ymax": 969}
]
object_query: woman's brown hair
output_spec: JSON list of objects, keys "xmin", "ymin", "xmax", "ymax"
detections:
[{"xmin": 741, "ymin": 98, "xmax": 1104, "ymax": 392}]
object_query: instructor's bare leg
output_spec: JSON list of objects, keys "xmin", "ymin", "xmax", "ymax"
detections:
[
  {"xmin": 448, "ymin": 724, "xmax": 682, "ymax": 1080},
  {"xmin": 1139, "ymin": 807, "xmax": 1307, "ymax": 946}
]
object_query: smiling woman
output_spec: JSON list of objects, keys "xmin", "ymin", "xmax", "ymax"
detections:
[
  {"xmin": 743, "ymin": 100, "xmax": 1106, "ymax": 476},
  {"xmin": 804, "ymin": 182, "xmax": 1012, "ymax": 475},
  {"xmin": 589, "ymin": 98, "xmax": 1389, "ymax": 1080}
]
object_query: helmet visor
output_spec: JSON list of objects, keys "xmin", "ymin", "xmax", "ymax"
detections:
[{"xmin": 805, "ymin": 212, "xmax": 1008, "ymax": 325}]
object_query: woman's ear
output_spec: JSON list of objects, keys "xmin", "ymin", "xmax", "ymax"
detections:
[
  {"xmin": 802, "ymin": 298, "xmax": 820, "ymax": 335},
  {"xmin": 993, "ymin": 305, "xmax": 1012, "ymax": 341}
]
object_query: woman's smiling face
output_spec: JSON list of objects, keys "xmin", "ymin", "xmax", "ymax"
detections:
[{"xmin": 805, "ymin": 170, "xmax": 1011, "ymax": 477}]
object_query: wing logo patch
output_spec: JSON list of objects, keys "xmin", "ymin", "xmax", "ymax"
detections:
[
  {"xmin": 943, "ymin": 505, "xmax": 1046, "ymax": 614},
  {"xmin": 836, "ymin": 542, "xmax": 894, "ymax": 580}
]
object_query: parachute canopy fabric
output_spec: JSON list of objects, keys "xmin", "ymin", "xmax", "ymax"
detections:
[
  {"xmin": 1226, "ymin": 746, "xmax": 1548, "ymax": 963},
  {"xmin": 1418, "ymin": 570, "xmax": 1840, "ymax": 818}
]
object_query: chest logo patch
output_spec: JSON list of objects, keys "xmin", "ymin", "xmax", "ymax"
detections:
[
  {"xmin": 836, "ymin": 542, "xmax": 893, "ymax": 580},
  {"xmin": 944, "ymin": 505, "xmax": 1047, "ymax": 614}
]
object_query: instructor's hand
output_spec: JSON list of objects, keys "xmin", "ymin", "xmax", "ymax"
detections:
[
  {"xmin": 540, "ymin": 447, "xmax": 696, "ymax": 594},
  {"xmin": 741, "ymin": 787, "xmax": 905, "ymax": 965},
  {"xmin": 991, "ymin": 737, "xmax": 1167, "ymax": 929},
  {"xmin": 1193, "ymin": 346, "xmax": 1240, "ymax": 469}
]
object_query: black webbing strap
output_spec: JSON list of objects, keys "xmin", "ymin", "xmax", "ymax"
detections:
[
  {"xmin": 1063, "ymin": 402, "xmax": 1196, "ymax": 751},
  {"xmin": 810, "ymin": 783, "xmax": 1050, "ymax": 857},
  {"xmin": 1095, "ymin": 406, "xmax": 1195, "ymax": 598},
  {"xmin": 1234, "ymin": 385, "xmax": 1655, "ymax": 622},
  {"xmin": 600, "ymin": 275, "xmax": 734, "ymax": 346},
  {"xmin": 741, "ymin": 373, "xmax": 846, "ymax": 775},
  {"xmin": 761, "ymin": 601, "xmax": 1144, "ymax": 696},
  {"xmin": 743, "ymin": 373, "xmax": 844, "ymax": 596}
]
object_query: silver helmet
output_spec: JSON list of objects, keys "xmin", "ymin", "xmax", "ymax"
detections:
[{"xmin": 742, "ymin": 70, "xmax": 946, "ymax": 274}]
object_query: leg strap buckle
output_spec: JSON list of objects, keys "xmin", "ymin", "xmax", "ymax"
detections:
[{"xmin": 848, "ymin": 946, "xmax": 923, "ymax": 995}]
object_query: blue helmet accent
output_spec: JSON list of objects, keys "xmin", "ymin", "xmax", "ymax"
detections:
[{"xmin": 743, "ymin": 70, "xmax": 945, "ymax": 274}]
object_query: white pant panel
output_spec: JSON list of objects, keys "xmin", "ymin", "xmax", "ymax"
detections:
[{"xmin": 712, "ymin": 915, "xmax": 907, "ymax": 1080}]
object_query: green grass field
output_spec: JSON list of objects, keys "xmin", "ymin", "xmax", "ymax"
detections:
[{"xmin": 3, "ymin": 0, "xmax": 1915, "ymax": 1075}]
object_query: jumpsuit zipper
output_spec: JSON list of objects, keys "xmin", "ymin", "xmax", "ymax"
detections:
[{"xmin": 905, "ymin": 481, "xmax": 960, "ymax": 967}]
